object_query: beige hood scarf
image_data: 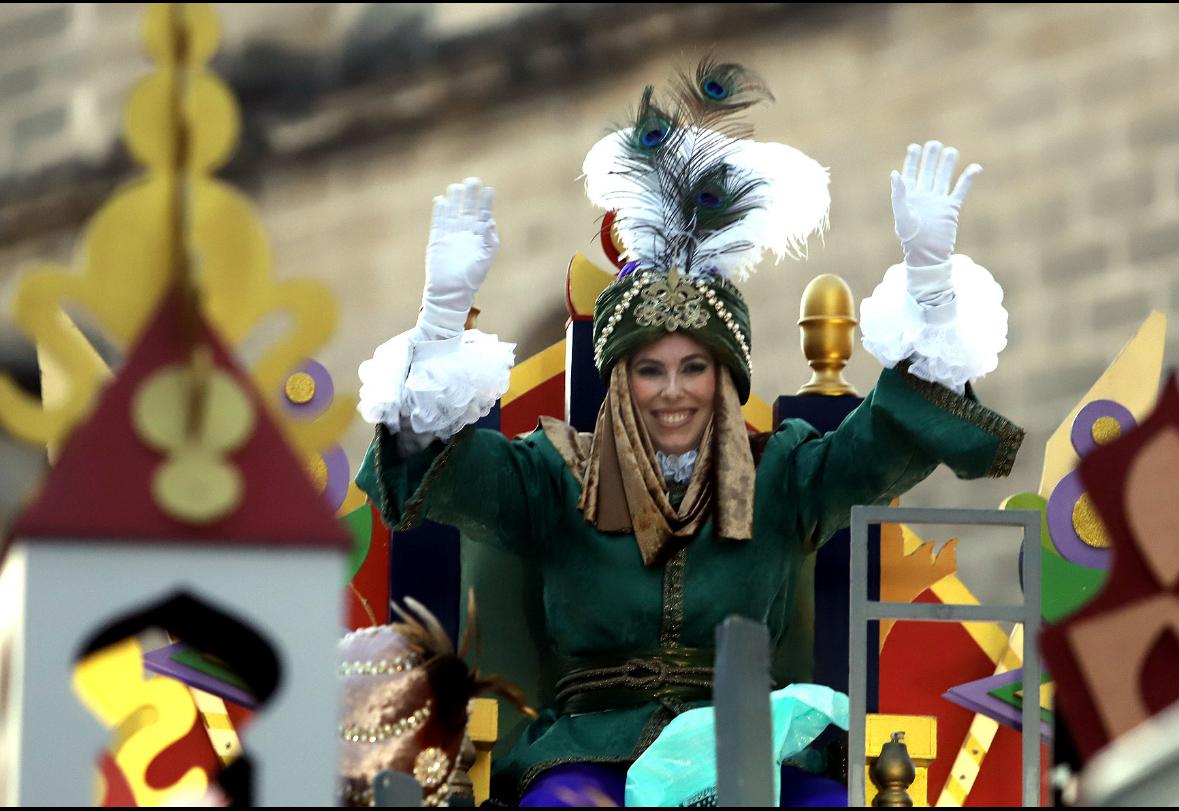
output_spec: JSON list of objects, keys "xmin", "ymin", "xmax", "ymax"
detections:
[{"xmin": 543, "ymin": 359, "xmax": 755, "ymax": 566}]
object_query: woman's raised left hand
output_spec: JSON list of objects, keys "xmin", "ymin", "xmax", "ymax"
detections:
[{"xmin": 889, "ymin": 140, "xmax": 980, "ymax": 270}]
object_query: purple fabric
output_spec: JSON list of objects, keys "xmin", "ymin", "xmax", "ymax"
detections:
[
  {"xmin": 518, "ymin": 762, "xmax": 847, "ymax": 807},
  {"xmin": 779, "ymin": 764, "xmax": 847, "ymax": 807},
  {"xmin": 519, "ymin": 763, "xmax": 627, "ymax": 807}
]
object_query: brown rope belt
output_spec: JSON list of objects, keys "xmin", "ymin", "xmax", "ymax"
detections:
[{"xmin": 555, "ymin": 648, "xmax": 715, "ymax": 715}]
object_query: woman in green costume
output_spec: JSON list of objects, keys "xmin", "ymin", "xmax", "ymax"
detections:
[{"xmin": 355, "ymin": 63, "xmax": 1022, "ymax": 806}]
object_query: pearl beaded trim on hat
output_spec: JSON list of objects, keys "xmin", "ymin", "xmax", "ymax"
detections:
[
  {"xmin": 594, "ymin": 271, "xmax": 752, "ymax": 377},
  {"xmin": 339, "ymin": 700, "xmax": 432, "ymax": 743},
  {"xmin": 338, "ymin": 654, "xmax": 421, "ymax": 676}
]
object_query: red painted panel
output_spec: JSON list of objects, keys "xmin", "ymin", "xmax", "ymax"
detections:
[{"xmin": 499, "ymin": 374, "xmax": 565, "ymax": 439}]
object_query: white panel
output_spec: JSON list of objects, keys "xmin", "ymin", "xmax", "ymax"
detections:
[
  {"xmin": 17, "ymin": 541, "xmax": 345, "ymax": 807},
  {"xmin": 0, "ymin": 547, "xmax": 27, "ymax": 807}
]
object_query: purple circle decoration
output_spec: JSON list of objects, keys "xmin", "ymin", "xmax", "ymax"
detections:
[
  {"xmin": 1070, "ymin": 398, "xmax": 1135, "ymax": 458},
  {"xmin": 279, "ymin": 359, "xmax": 335, "ymax": 419},
  {"xmin": 322, "ymin": 444, "xmax": 349, "ymax": 514},
  {"xmin": 1046, "ymin": 469, "xmax": 1110, "ymax": 570}
]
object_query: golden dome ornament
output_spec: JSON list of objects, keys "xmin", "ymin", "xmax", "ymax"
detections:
[{"xmin": 797, "ymin": 274, "xmax": 858, "ymax": 396}]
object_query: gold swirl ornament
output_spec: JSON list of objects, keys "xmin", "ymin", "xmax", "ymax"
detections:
[{"xmin": 0, "ymin": 3, "xmax": 354, "ymax": 461}]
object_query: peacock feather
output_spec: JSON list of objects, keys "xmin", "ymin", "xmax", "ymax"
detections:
[
  {"xmin": 582, "ymin": 57, "xmax": 830, "ymax": 283},
  {"xmin": 672, "ymin": 57, "xmax": 774, "ymax": 136}
]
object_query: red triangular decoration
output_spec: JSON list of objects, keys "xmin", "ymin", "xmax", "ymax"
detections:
[{"xmin": 10, "ymin": 290, "xmax": 348, "ymax": 551}]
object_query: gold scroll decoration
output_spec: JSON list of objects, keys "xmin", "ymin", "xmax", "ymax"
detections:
[{"xmin": 0, "ymin": 3, "xmax": 354, "ymax": 458}]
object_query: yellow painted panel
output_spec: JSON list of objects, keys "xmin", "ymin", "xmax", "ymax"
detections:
[
  {"xmin": 1039, "ymin": 311, "xmax": 1165, "ymax": 498},
  {"xmin": 566, "ymin": 253, "xmax": 615, "ymax": 318},
  {"xmin": 468, "ymin": 697, "xmax": 498, "ymax": 744},
  {"xmin": 865, "ymin": 713, "xmax": 937, "ymax": 760},
  {"xmin": 742, "ymin": 393, "xmax": 773, "ymax": 432},
  {"xmin": 468, "ymin": 698, "xmax": 498, "ymax": 806},
  {"xmin": 503, "ymin": 340, "xmax": 565, "ymax": 406},
  {"xmin": 470, "ymin": 750, "xmax": 491, "ymax": 805}
]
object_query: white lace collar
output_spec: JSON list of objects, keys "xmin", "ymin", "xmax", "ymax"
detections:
[{"xmin": 655, "ymin": 449, "xmax": 698, "ymax": 484}]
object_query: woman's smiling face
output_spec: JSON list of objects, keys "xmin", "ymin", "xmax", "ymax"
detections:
[{"xmin": 627, "ymin": 332, "xmax": 717, "ymax": 456}]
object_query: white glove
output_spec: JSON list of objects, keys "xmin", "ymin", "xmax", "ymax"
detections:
[
  {"xmin": 890, "ymin": 141, "xmax": 981, "ymax": 319},
  {"xmin": 417, "ymin": 177, "xmax": 499, "ymax": 342}
]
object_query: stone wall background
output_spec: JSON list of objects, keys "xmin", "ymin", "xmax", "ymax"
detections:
[{"xmin": 2, "ymin": 3, "xmax": 1178, "ymax": 601}]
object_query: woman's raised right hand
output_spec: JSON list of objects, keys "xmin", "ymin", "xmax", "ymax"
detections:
[{"xmin": 417, "ymin": 177, "xmax": 499, "ymax": 341}]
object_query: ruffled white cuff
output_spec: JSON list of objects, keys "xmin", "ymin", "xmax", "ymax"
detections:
[
  {"xmin": 859, "ymin": 254, "xmax": 1007, "ymax": 395},
  {"xmin": 357, "ymin": 328, "xmax": 515, "ymax": 452}
]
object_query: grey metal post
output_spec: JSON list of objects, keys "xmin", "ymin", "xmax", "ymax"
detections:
[
  {"xmin": 1021, "ymin": 508, "xmax": 1041, "ymax": 807},
  {"xmin": 849, "ymin": 506, "xmax": 869, "ymax": 808},
  {"xmin": 373, "ymin": 770, "xmax": 423, "ymax": 807},
  {"xmin": 714, "ymin": 615, "xmax": 776, "ymax": 807},
  {"xmin": 848, "ymin": 506, "xmax": 1042, "ymax": 807}
]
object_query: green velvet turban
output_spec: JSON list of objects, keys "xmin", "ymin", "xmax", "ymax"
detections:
[{"xmin": 592, "ymin": 268, "xmax": 753, "ymax": 404}]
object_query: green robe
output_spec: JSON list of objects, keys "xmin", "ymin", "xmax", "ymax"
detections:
[{"xmin": 355, "ymin": 365, "xmax": 1023, "ymax": 799}]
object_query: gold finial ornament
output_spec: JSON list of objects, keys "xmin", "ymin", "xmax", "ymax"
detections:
[
  {"xmin": 869, "ymin": 731, "xmax": 916, "ymax": 808},
  {"xmin": 798, "ymin": 274, "xmax": 858, "ymax": 396}
]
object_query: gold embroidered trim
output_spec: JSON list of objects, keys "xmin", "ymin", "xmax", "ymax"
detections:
[
  {"xmin": 659, "ymin": 546, "xmax": 688, "ymax": 647},
  {"xmin": 697, "ymin": 277, "xmax": 752, "ymax": 377},
  {"xmin": 633, "ymin": 705, "xmax": 674, "ymax": 757},
  {"xmin": 634, "ymin": 271, "xmax": 710, "ymax": 331},
  {"xmin": 895, "ymin": 361, "xmax": 1025, "ymax": 478},
  {"xmin": 554, "ymin": 656, "xmax": 713, "ymax": 711},
  {"xmin": 593, "ymin": 272, "xmax": 650, "ymax": 368},
  {"xmin": 631, "ymin": 696, "xmax": 695, "ymax": 759},
  {"xmin": 372, "ymin": 424, "xmax": 394, "ymax": 527},
  {"xmin": 372, "ymin": 424, "xmax": 467, "ymax": 532},
  {"xmin": 593, "ymin": 271, "xmax": 752, "ymax": 376}
]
